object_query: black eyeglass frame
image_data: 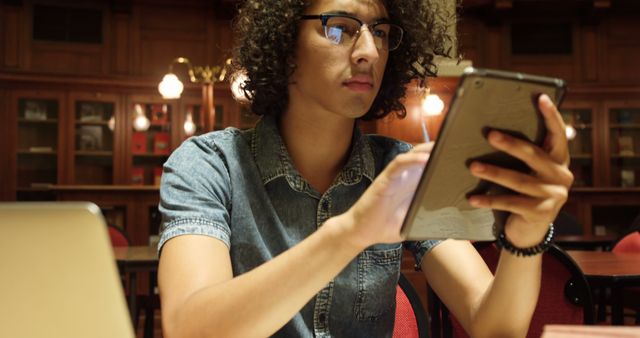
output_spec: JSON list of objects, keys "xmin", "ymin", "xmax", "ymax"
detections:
[{"xmin": 300, "ymin": 13, "xmax": 404, "ymax": 51}]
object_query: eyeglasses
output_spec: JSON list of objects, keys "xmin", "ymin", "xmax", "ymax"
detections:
[{"xmin": 300, "ymin": 13, "xmax": 404, "ymax": 51}]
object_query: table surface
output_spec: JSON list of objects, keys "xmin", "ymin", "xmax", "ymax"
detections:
[
  {"xmin": 541, "ymin": 324, "xmax": 640, "ymax": 338},
  {"xmin": 114, "ymin": 246, "xmax": 159, "ymax": 269},
  {"xmin": 567, "ymin": 250, "xmax": 640, "ymax": 279}
]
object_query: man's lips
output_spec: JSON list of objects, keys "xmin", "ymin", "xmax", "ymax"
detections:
[{"xmin": 343, "ymin": 75, "xmax": 374, "ymax": 91}]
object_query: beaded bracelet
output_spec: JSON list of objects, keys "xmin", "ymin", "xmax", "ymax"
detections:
[{"xmin": 496, "ymin": 223, "xmax": 555, "ymax": 257}]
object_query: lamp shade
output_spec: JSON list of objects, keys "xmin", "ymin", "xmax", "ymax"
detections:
[{"xmin": 158, "ymin": 73, "xmax": 184, "ymax": 99}]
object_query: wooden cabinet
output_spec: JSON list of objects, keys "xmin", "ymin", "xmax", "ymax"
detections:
[
  {"xmin": 9, "ymin": 91, "xmax": 67, "ymax": 201},
  {"xmin": 605, "ymin": 101, "xmax": 640, "ymax": 188},
  {"xmin": 560, "ymin": 101, "xmax": 598, "ymax": 187},
  {"xmin": 67, "ymin": 93, "xmax": 123, "ymax": 185},
  {"xmin": 125, "ymin": 95, "xmax": 178, "ymax": 186},
  {"xmin": 1, "ymin": 76, "xmax": 242, "ymax": 200}
]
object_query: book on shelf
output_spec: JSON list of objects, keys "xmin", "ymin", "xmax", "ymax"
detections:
[
  {"xmin": 153, "ymin": 132, "xmax": 171, "ymax": 155},
  {"xmin": 78, "ymin": 103, "xmax": 104, "ymax": 122},
  {"xmin": 131, "ymin": 132, "xmax": 147, "ymax": 154},
  {"xmin": 621, "ymin": 169, "xmax": 636, "ymax": 187},
  {"xmin": 151, "ymin": 104, "xmax": 169, "ymax": 125},
  {"xmin": 28, "ymin": 146, "xmax": 53, "ymax": 153},
  {"xmin": 616, "ymin": 110, "xmax": 634, "ymax": 124},
  {"xmin": 77, "ymin": 126, "xmax": 103, "ymax": 150},
  {"xmin": 24, "ymin": 101, "xmax": 48, "ymax": 120},
  {"xmin": 617, "ymin": 136, "xmax": 635, "ymax": 156},
  {"xmin": 131, "ymin": 167, "xmax": 145, "ymax": 185}
]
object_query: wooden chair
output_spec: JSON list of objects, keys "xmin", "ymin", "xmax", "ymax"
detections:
[{"xmin": 430, "ymin": 242, "xmax": 594, "ymax": 338}]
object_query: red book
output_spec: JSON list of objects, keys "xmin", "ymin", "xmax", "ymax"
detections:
[
  {"xmin": 132, "ymin": 132, "xmax": 147, "ymax": 154},
  {"xmin": 154, "ymin": 132, "xmax": 171, "ymax": 155},
  {"xmin": 131, "ymin": 167, "xmax": 145, "ymax": 185},
  {"xmin": 151, "ymin": 104, "xmax": 169, "ymax": 125}
]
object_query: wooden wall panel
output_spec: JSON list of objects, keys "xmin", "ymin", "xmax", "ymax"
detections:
[
  {"xmin": 579, "ymin": 25, "xmax": 600, "ymax": 82},
  {"xmin": 457, "ymin": 19, "xmax": 483, "ymax": 66},
  {"xmin": 2, "ymin": 6, "xmax": 21, "ymax": 68},
  {"xmin": 111, "ymin": 13, "xmax": 131, "ymax": 74},
  {"xmin": 140, "ymin": 38, "xmax": 208, "ymax": 77},
  {"xmin": 506, "ymin": 61, "xmax": 576, "ymax": 82},
  {"xmin": 604, "ymin": 18, "xmax": 640, "ymax": 84},
  {"xmin": 30, "ymin": 45, "xmax": 105, "ymax": 74},
  {"xmin": 136, "ymin": 4, "xmax": 210, "ymax": 77},
  {"xmin": 212, "ymin": 20, "xmax": 234, "ymax": 65}
]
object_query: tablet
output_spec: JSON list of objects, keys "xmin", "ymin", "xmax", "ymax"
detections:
[{"xmin": 401, "ymin": 67, "xmax": 566, "ymax": 240}]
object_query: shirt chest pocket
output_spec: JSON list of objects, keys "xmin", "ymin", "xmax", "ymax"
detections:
[{"xmin": 354, "ymin": 244, "xmax": 402, "ymax": 322}]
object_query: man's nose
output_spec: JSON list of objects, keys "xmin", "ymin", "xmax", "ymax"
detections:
[{"xmin": 351, "ymin": 25, "xmax": 380, "ymax": 65}]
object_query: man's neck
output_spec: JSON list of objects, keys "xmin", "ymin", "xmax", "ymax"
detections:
[{"xmin": 279, "ymin": 109, "xmax": 356, "ymax": 194}]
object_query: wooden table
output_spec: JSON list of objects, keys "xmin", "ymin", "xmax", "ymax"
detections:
[
  {"xmin": 567, "ymin": 250, "xmax": 640, "ymax": 325},
  {"xmin": 541, "ymin": 324, "xmax": 640, "ymax": 337},
  {"xmin": 114, "ymin": 246, "xmax": 159, "ymax": 330},
  {"xmin": 555, "ymin": 235, "xmax": 616, "ymax": 251}
]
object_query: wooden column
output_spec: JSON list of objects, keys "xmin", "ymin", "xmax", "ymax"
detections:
[{"xmin": 202, "ymin": 82, "xmax": 216, "ymax": 132}]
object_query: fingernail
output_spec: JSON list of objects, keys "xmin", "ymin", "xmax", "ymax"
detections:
[
  {"xmin": 490, "ymin": 131, "xmax": 503, "ymax": 142},
  {"xmin": 471, "ymin": 162, "xmax": 486, "ymax": 173},
  {"xmin": 540, "ymin": 94, "xmax": 551, "ymax": 105},
  {"xmin": 469, "ymin": 197, "xmax": 483, "ymax": 207}
]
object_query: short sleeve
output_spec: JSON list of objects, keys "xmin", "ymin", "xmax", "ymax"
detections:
[
  {"xmin": 158, "ymin": 136, "xmax": 233, "ymax": 253},
  {"xmin": 404, "ymin": 240, "xmax": 442, "ymax": 271}
]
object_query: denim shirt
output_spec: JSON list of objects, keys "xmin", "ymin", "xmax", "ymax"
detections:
[{"xmin": 158, "ymin": 114, "xmax": 440, "ymax": 337}]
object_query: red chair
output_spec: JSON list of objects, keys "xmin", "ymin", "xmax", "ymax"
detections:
[
  {"xmin": 611, "ymin": 230, "xmax": 640, "ymax": 324},
  {"xmin": 394, "ymin": 273, "xmax": 428, "ymax": 338},
  {"xmin": 107, "ymin": 224, "xmax": 130, "ymax": 247},
  {"xmin": 432, "ymin": 242, "xmax": 594, "ymax": 338}
]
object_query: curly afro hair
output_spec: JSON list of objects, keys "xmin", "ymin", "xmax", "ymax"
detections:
[{"xmin": 231, "ymin": 0, "xmax": 457, "ymax": 120}]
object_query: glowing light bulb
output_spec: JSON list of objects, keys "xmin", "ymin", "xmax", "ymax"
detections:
[
  {"xmin": 231, "ymin": 72, "xmax": 250, "ymax": 103},
  {"xmin": 422, "ymin": 94, "xmax": 445, "ymax": 116},
  {"xmin": 158, "ymin": 73, "xmax": 184, "ymax": 99},
  {"xmin": 565, "ymin": 125, "xmax": 577, "ymax": 140},
  {"xmin": 184, "ymin": 113, "xmax": 196, "ymax": 136},
  {"xmin": 132, "ymin": 104, "xmax": 150, "ymax": 131},
  {"xmin": 107, "ymin": 115, "xmax": 116, "ymax": 131}
]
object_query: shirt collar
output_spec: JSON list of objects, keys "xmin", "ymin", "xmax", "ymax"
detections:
[{"xmin": 250, "ymin": 114, "xmax": 375, "ymax": 192}]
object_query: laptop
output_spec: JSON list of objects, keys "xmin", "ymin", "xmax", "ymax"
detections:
[{"xmin": 0, "ymin": 202, "xmax": 135, "ymax": 338}]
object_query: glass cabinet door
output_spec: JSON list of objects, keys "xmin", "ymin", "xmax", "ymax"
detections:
[
  {"xmin": 128, "ymin": 99, "xmax": 176, "ymax": 186},
  {"xmin": 16, "ymin": 97, "xmax": 61, "ymax": 189},
  {"xmin": 72, "ymin": 100, "xmax": 117, "ymax": 184},
  {"xmin": 607, "ymin": 102, "xmax": 640, "ymax": 187},
  {"xmin": 560, "ymin": 106, "xmax": 594, "ymax": 187}
]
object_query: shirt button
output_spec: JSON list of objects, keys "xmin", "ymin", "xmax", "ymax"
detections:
[{"xmin": 322, "ymin": 200, "xmax": 329, "ymax": 210}]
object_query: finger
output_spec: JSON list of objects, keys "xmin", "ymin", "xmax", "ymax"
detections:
[
  {"xmin": 486, "ymin": 131, "xmax": 573, "ymax": 186},
  {"xmin": 468, "ymin": 194, "xmax": 564, "ymax": 225},
  {"xmin": 384, "ymin": 151, "xmax": 429, "ymax": 180},
  {"xmin": 538, "ymin": 94, "xmax": 570, "ymax": 165},
  {"xmin": 411, "ymin": 142, "xmax": 434, "ymax": 154},
  {"xmin": 469, "ymin": 161, "xmax": 567, "ymax": 198}
]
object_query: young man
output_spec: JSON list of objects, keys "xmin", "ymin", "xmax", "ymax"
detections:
[{"xmin": 157, "ymin": 0, "xmax": 573, "ymax": 337}]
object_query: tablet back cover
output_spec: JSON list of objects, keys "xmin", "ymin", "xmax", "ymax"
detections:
[{"xmin": 402, "ymin": 68, "xmax": 565, "ymax": 240}]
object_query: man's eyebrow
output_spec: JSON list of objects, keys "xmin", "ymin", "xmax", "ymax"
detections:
[{"xmin": 323, "ymin": 10, "xmax": 390, "ymax": 21}]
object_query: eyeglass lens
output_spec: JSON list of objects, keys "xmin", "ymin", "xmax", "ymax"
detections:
[{"xmin": 323, "ymin": 16, "xmax": 402, "ymax": 51}]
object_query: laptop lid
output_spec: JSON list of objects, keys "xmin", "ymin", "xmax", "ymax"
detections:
[{"xmin": 0, "ymin": 202, "xmax": 135, "ymax": 338}]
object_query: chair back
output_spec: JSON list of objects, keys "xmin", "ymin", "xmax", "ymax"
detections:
[
  {"xmin": 437, "ymin": 242, "xmax": 594, "ymax": 338},
  {"xmin": 394, "ymin": 273, "xmax": 428, "ymax": 338},
  {"xmin": 612, "ymin": 231, "xmax": 640, "ymax": 253},
  {"xmin": 108, "ymin": 224, "xmax": 130, "ymax": 247}
]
